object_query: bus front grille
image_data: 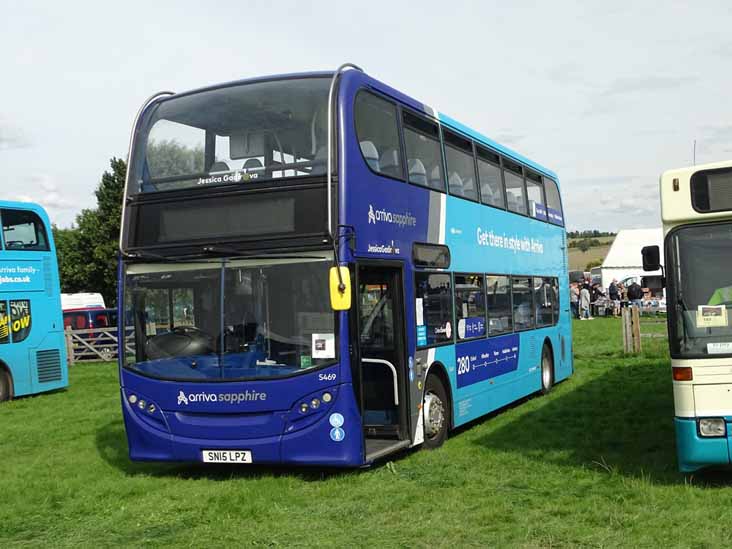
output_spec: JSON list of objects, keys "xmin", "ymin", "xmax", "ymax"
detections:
[{"xmin": 36, "ymin": 349, "xmax": 62, "ymax": 383}]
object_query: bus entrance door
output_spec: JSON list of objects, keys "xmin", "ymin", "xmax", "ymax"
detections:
[{"xmin": 356, "ymin": 265, "xmax": 410, "ymax": 461}]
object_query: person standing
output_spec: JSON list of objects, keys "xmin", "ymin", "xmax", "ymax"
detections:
[
  {"xmin": 609, "ymin": 279, "xmax": 621, "ymax": 316},
  {"xmin": 628, "ymin": 281, "xmax": 644, "ymax": 309},
  {"xmin": 570, "ymin": 283, "xmax": 580, "ymax": 319},
  {"xmin": 580, "ymin": 283, "xmax": 592, "ymax": 320}
]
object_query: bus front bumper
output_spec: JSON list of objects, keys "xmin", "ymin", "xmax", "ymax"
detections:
[
  {"xmin": 120, "ymin": 385, "xmax": 365, "ymax": 468},
  {"xmin": 675, "ymin": 417, "xmax": 732, "ymax": 473}
]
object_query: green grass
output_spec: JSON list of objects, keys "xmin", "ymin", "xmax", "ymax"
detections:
[{"xmin": 4, "ymin": 318, "xmax": 732, "ymax": 547}]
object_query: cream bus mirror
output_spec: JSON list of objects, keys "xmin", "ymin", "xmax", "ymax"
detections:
[
  {"xmin": 329, "ymin": 266, "xmax": 351, "ymax": 311},
  {"xmin": 641, "ymin": 245, "xmax": 661, "ymax": 272}
]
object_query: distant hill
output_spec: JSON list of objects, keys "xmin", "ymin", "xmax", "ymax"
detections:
[{"xmin": 567, "ymin": 236, "xmax": 615, "ymax": 271}]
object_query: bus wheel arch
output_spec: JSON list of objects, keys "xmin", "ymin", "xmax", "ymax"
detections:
[
  {"xmin": 540, "ymin": 338, "xmax": 555, "ymax": 395},
  {"xmin": 422, "ymin": 361, "xmax": 452, "ymax": 448},
  {"xmin": 0, "ymin": 360, "xmax": 14, "ymax": 402}
]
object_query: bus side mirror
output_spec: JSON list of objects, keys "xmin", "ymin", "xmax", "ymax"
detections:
[
  {"xmin": 641, "ymin": 245, "xmax": 661, "ymax": 272},
  {"xmin": 329, "ymin": 266, "xmax": 351, "ymax": 311}
]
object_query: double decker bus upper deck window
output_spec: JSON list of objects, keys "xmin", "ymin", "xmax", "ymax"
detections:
[
  {"xmin": 503, "ymin": 160, "xmax": 527, "ymax": 216},
  {"xmin": 543, "ymin": 177, "xmax": 564, "ymax": 225},
  {"xmin": 444, "ymin": 131, "xmax": 478, "ymax": 201},
  {"xmin": 1, "ymin": 209, "xmax": 49, "ymax": 251},
  {"xmin": 131, "ymin": 77, "xmax": 330, "ymax": 194}
]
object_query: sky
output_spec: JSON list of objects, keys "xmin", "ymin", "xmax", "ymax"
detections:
[{"xmin": 1, "ymin": 1, "xmax": 731, "ymax": 231}]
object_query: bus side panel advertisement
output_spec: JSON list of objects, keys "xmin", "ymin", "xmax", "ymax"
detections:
[
  {"xmin": 9, "ymin": 299, "xmax": 31, "ymax": 342},
  {"xmin": 0, "ymin": 261, "xmax": 45, "ymax": 292},
  {"xmin": 0, "ymin": 301, "xmax": 9, "ymax": 343},
  {"xmin": 455, "ymin": 333, "xmax": 520, "ymax": 388}
]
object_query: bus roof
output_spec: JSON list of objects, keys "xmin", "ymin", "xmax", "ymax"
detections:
[
  {"xmin": 157, "ymin": 69, "xmax": 558, "ymax": 183},
  {"xmin": 660, "ymin": 158, "xmax": 732, "ymax": 227},
  {"xmin": 0, "ymin": 200, "xmax": 51, "ymax": 225}
]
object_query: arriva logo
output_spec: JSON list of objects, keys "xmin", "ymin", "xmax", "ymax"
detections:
[
  {"xmin": 368, "ymin": 205, "xmax": 376, "ymax": 224},
  {"xmin": 175, "ymin": 389, "xmax": 268, "ymax": 405},
  {"xmin": 366, "ymin": 204, "xmax": 417, "ymax": 228}
]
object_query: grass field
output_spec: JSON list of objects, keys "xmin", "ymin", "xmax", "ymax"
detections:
[
  {"xmin": 568, "ymin": 245, "xmax": 611, "ymax": 271},
  {"xmin": 4, "ymin": 317, "xmax": 732, "ymax": 547}
]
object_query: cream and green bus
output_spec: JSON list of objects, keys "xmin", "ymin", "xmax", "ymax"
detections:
[{"xmin": 643, "ymin": 159, "xmax": 732, "ymax": 472}]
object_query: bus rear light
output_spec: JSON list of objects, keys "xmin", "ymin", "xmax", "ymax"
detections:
[
  {"xmin": 322, "ymin": 392, "xmax": 332, "ymax": 403},
  {"xmin": 699, "ymin": 418, "xmax": 726, "ymax": 437},
  {"xmin": 672, "ymin": 367, "xmax": 693, "ymax": 381},
  {"xmin": 128, "ymin": 394, "xmax": 138, "ymax": 404}
]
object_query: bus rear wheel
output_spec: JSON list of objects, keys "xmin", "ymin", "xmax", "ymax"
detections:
[
  {"xmin": 423, "ymin": 374, "xmax": 449, "ymax": 449},
  {"xmin": 540, "ymin": 343, "xmax": 554, "ymax": 395},
  {"xmin": 0, "ymin": 369, "xmax": 11, "ymax": 402}
]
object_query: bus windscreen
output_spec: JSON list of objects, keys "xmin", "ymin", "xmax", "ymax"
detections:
[
  {"xmin": 123, "ymin": 256, "xmax": 337, "ymax": 381},
  {"xmin": 130, "ymin": 77, "xmax": 330, "ymax": 194},
  {"xmin": 668, "ymin": 222, "xmax": 732, "ymax": 357}
]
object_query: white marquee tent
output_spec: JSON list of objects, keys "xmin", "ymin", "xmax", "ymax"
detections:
[{"xmin": 599, "ymin": 228, "xmax": 663, "ymax": 289}]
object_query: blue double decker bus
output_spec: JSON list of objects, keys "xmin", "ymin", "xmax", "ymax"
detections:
[
  {"xmin": 119, "ymin": 65, "xmax": 572, "ymax": 466},
  {"xmin": 0, "ymin": 201, "xmax": 67, "ymax": 402}
]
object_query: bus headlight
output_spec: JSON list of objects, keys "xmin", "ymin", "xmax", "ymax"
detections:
[{"xmin": 699, "ymin": 418, "xmax": 726, "ymax": 437}]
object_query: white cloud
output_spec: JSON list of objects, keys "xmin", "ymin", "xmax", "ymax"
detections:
[{"xmin": 0, "ymin": 1, "xmax": 731, "ymax": 232}]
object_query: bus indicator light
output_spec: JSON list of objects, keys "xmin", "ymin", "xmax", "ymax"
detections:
[
  {"xmin": 672, "ymin": 367, "xmax": 693, "ymax": 381},
  {"xmin": 299, "ymin": 403, "xmax": 309, "ymax": 414},
  {"xmin": 128, "ymin": 394, "xmax": 138, "ymax": 405},
  {"xmin": 322, "ymin": 392, "xmax": 332, "ymax": 403}
]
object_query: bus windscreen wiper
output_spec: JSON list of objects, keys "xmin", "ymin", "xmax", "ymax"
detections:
[
  {"xmin": 123, "ymin": 250, "xmax": 184, "ymax": 263},
  {"xmin": 201, "ymin": 245, "xmax": 323, "ymax": 260}
]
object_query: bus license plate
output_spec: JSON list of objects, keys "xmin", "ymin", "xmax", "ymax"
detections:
[{"xmin": 202, "ymin": 450, "xmax": 252, "ymax": 463}]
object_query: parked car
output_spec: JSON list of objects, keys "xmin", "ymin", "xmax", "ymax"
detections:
[{"xmin": 63, "ymin": 308, "xmax": 117, "ymax": 331}]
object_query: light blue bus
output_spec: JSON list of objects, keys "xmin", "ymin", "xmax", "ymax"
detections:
[
  {"xmin": 0, "ymin": 201, "xmax": 67, "ymax": 401},
  {"xmin": 119, "ymin": 66, "xmax": 572, "ymax": 466}
]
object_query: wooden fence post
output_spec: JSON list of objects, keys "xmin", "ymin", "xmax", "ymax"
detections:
[
  {"xmin": 65, "ymin": 326, "xmax": 75, "ymax": 365},
  {"xmin": 622, "ymin": 307, "xmax": 642, "ymax": 354},
  {"xmin": 631, "ymin": 305, "xmax": 642, "ymax": 353}
]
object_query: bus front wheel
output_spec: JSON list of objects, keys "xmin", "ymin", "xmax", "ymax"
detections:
[
  {"xmin": 423, "ymin": 374, "xmax": 449, "ymax": 449},
  {"xmin": 540, "ymin": 343, "xmax": 554, "ymax": 395},
  {"xmin": 0, "ymin": 369, "xmax": 11, "ymax": 402}
]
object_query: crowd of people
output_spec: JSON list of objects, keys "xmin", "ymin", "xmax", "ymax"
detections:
[{"xmin": 570, "ymin": 278, "xmax": 645, "ymax": 320}]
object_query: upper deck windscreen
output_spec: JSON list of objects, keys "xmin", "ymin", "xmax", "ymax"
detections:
[{"xmin": 130, "ymin": 77, "xmax": 330, "ymax": 194}]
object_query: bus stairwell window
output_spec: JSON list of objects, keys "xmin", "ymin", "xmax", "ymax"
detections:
[{"xmin": 354, "ymin": 91, "xmax": 403, "ymax": 180}]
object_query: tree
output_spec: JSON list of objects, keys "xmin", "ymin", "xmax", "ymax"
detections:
[
  {"xmin": 53, "ymin": 158, "xmax": 126, "ymax": 307},
  {"xmin": 578, "ymin": 240, "xmax": 590, "ymax": 253},
  {"xmin": 146, "ymin": 139, "xmax": 204, "ymax": 178},
  {"xmin": 585, "ymin": 258, "xmax": 603, "ymax": 270}
]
